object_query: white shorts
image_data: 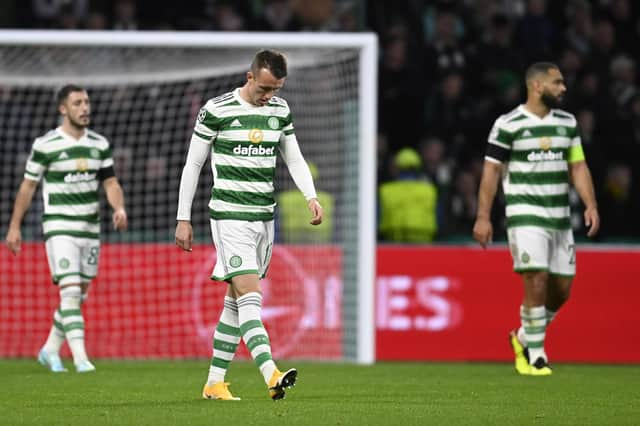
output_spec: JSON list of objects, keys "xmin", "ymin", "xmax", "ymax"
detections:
[
  {"xmin": 210, "ymin": 219, "xmax": 274, "ymax": 282},
  {"xmin": 45, "ymin": 236, "xmax": 100, "ymax": 285},
  {"xmin": 507, "ymin": 226, "xmax": 576, "ymax": 276}
]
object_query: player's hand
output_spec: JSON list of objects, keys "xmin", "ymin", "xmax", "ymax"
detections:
[
  {"xmin": 175, "ymin": 220, "xmax": 193, "ymax": 252},
  {"xmin": 473, "ymin": 217, "xmax": 493, "ymax": 249},
  {"xmin": 584, "ymin": 206, "xmax": 600, "ymax": 238},
  {"xmin": 308, "ymin": 198, "xmax": 323, "ymax": 225},
  {"xmin": 5, "ymin": 227, "xmax": 22, "ymax": 256},
  {"xmin": 112, "ymin": 208, "xmax": 128, "ymax": 231}
]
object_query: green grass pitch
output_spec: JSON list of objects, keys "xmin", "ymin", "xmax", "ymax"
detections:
[{"xmin": 1, "ymin": 360, "xmax": 638, "ymax": 425}]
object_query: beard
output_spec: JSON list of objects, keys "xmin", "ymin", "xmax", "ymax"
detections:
[
  {"xmin": 69, "ymin": 116, "xmax": 89, "ymax": 129},
  {"xmin": 541, "ymin": 92, "xmax": 563, "ymax": 109}
]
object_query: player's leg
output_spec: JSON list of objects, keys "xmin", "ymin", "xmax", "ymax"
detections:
[
  {"xmin": 256, "ymin": 220, "xmax": 296, "ymax": 399},
  {"xmin": 41, "ymin": 239, "xmax": 65, "ymax": 364},
  {"xmin": 201, "ymin": 218, "xmax": 250, "ymax": 400},
  {"xmin": 520, "ymin": 271, "xmax": 552, "ymax": 374},
  {"xmin": 210, "ymin": 218, "xmax": 295, "ymax": 400},
  {"xmin": 62, "ymin": 238, "xmax": 100, "ymax": 373},
  {"xmin": 508, "ymin": 227, "xmax": 552, "ymax": 375},
  {"xmin": 546, "ymin": 275, "xmax": 572, "ymax": 325},
  {"xmin": 81, "ymin": 284, "xmax": 90, "ymax": 305},
  {"xmin": 38, "ymin": 236, "xmax": 78, "ymax": 373},
  {"xmin": 40, "ymin": 237, "xmax": 66, "ymax": 371},
  {"xmin": 202, "ymin": 285, "xmax": 241, "ymax": 400},
  {"xmin": 232, "ymin": 274, "xmax": 296, "ymax": 401},
  {"xmin": 41, "ymin": 306, "xmax": 65, "ymax": 354},
  {"xmin": 38, "ymin": 306, "xmax": 67, "ymax": 372},
  {"xmin": 58, "ymin": 282, "xmax": 95, "ymax": 372},
  {"xmin": 547, "ymin": 229, "xmax": 576, "ymax": 328}
]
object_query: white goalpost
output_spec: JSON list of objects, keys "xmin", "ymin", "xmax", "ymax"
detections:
[{"xmin": 0, "ymin": 30, "xmax": 377, "ymax": 364}]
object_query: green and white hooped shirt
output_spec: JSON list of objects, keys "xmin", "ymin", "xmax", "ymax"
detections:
[
  {"xmin": 24, "ymin": 127, "xmax": 113, "ymax": 240},
  {"xmin": 485, "ymin": 105, "xmax": 586, "ymax": 231},
  {"xmin": 177, "ymin": 88, "xmax": 317, "ymax": 222}
]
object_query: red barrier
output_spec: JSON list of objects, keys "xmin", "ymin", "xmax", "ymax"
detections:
[
  {"xmin": 2, "ymin": 244, "xmax": 639, "ymax": 362},
  {"xmin": 0, "ymin": 243, "xmax": 343, "ymax": 359},
  {"xmin": 376, "ymin": 246, "xmax": 640, "ymax": 362}
]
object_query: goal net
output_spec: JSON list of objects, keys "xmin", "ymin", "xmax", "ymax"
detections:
[{"xmin": 0, "ymin": 31, "xmax": 376, "ymax": 363}]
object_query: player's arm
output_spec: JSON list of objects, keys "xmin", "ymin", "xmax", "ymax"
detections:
[
  {"xmin": 568, "ymin": 127, "xmax": 599, "ymax": 237},
  {"xmin": 473, "ymin": 120, "xmax": 511, "ymax": 248},
  {"xmin": 98, "ymin": 144, "xmax": 127, "ymax": 231},
  {"xmin": 102, "ymin": 176, "xmax": 128, "ymax": 231},
  {"xmin": 279, "ymin": 133, "xmax": 323, "ymax": 225},
  {"xmin": 473, "ymin": 160, "xmax": 501, "ymax": 248},
  {"xmin": 5, "ymin": 178, "xmax": 38, "ymax": 255},
  {"xmin": 175, "ymin": 106, "xmax": 216, "ymax": 251},
  {"xmin": 569, "ymin": 160, "xmax": 599, "ymax": 237},
  {"xmin": 7, "ymin": 141, "xmax": 46, "ymax": 255}
]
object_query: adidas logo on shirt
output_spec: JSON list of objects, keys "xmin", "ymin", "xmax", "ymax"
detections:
[
  {"xmin": 230, "ymin": 119, "xmax": 242, "ymax": 127},
  {"xmin": 522, "ymin": 130, "xmax": 532, "ymax": 137},
  {"xmin": 58, "ymin": 151, "xmax": 69, "ymax": 160}
]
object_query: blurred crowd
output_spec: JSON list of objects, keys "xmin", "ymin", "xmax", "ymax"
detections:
[
  {"xmin": 1, "ymin": 0, "xmax": 639, "ymax": 243},
  {"xmin": 0, "ymin": 0, "xmax": 361, "ymax": 32},
  {"xmin": 373, "ymin": 0, "xmax": 640, "ymax": 243}
]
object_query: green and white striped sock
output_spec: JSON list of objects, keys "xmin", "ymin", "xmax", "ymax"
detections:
[
  {"xmin": 42, "ymin": 307, "xmax": 65, "ymax": 354},
  {"xmin": 520, "ymin": 305, "xmax": 547, "ymax": 364},
  {"xmin": 207, "ymin": 296, "xmax": 241, "ymax": 385},
  {"xmin": 60, "ymin": 286, "xmax": 88, "ymax": 364},
  {"xmin": 237, "ymin": 292, "xmax": 276, "ymax": 385},
  {"xmin": 546, "ymin": 308, "xmax": 557, "ymax": 324},
  {"xmin": 517, "ymin": 309, "xmax": 557, "ymax": 346}
]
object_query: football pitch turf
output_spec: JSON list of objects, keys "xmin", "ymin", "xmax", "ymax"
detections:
[{"xmin": 1, "ymin": 360, "xmax": 638, "ymax": 425}]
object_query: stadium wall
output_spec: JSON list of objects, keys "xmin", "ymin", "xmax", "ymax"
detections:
[{"xmin": 1, "ymin": 244, "xmax": 638, "ymax": 363}]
